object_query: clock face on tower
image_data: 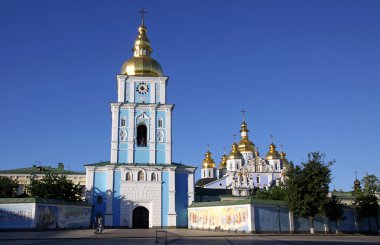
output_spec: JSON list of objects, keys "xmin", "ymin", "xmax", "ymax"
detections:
[{"xmin": 136, "ymin": 82, "xmax": 149, "ymax": 94}]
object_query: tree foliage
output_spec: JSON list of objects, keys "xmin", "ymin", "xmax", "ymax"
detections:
[
  {"xmin": 362, "ymin": 174, "xmax": 380, "ymax": 195},
  {"xmin": 0, "ymin": 176, "xmax": 18, "ymax": 198},
  {"xmin": 252, "ymin": 184, "xmax": 287, "ymax": 201},
  {"xmin": 27, "ymin": 173, "xmax": 83, "ymax": 202},
  {"xmin": 285, "ymin": 152, "xmax": 333, "ymax": 233},
  {"xmin": 353, "ymin": 174, "xmax": 379, "ymax": 232},
  {"xmin": 325, "ymin": 194, "xmax": 345, "ymax": 233}
]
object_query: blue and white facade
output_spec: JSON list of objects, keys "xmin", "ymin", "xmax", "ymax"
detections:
[{"xmin": 85, "ymin": 19, "xmax": 195, "ymax": 228}]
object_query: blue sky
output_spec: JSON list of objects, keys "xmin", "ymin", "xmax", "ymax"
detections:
[{"xmin": 1, "ymin": 0, "xmax": 379, "ymax": 191}]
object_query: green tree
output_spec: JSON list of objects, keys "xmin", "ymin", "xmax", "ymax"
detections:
[
  {"xmin": 362, "ymin": 174, "xmax": 380, "ymax": 195},
  {"xmin": 285, "ymin": 152, "xmax": 333, "ymax": 234},
  {"xmin": 0, "ymin": 176, "xmax": 18, "ymax": 198},
  {"xmin": 325, "ymin": 194, "xmax": 345, "ymax": 234},
  {"xmin": 353, "ymin": 174, "xmax": 379, "ymax": 233},
  {"xmin": 28, "ymin": 173, "xmax": 83, "ymax": 202},
  {"xmin": 252, "ymin": 184, "xmax": 287, "ymax": 201}
]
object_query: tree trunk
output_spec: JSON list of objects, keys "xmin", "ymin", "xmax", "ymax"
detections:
[
  {"xmin": 310, "ymin": 216, "xmax": 315, "ymax": 234},
  {"xmin": 335, "ymin": 222, "xmax": 339, "ymax": 234}
]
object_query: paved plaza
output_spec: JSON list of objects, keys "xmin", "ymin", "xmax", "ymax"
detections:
[{"xmin": 0, "ymin": 229, "xmax": 379, "ymax": 245}]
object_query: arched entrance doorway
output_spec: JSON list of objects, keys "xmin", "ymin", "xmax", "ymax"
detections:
[{"xmin": 132, "ymin": 206, "xmax": 149, "ymax": 228}]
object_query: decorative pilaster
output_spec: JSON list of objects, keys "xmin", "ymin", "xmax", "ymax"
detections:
[
  {"xmin": 187, "ymin": 172, "xmax": 195, "ymax": 206},
  {"xmin": 127, "ymin": 106, "xmax": 135, "ymax": 163},
  {"xmin": 110, "ymin": 103, "xmax": 120, "ymax": 163},
  {"xmin": 167, "ymin": 169, "xmax": 176, "ymax": 226},
  {"xmin": 104, "ymin": 165, "xmax": 115, "ymax": 226},
  {"xmin": 149, "ymin": 106, "xmax": 156, "ymax": 164},
  {"xmin": 85, "ymin": 167, "xmax": 95, "ymax": 203},
  {"xmin": 165, "ymin": 109, "xmax": 172, "ymax": 164}
]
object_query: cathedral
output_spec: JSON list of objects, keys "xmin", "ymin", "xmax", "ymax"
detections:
[
  {"xmin": 196, "ymin": 118, "xmax": 290, "ymax": 196},
  {"xmin": 85, "ymin": 16, "xmax": 195, "ymax": 228}
]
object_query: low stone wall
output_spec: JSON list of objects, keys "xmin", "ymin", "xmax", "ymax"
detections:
[
  {"xmin": 0, "ymin": 198, "xmax": 91, "ymax": 230},
  {"xmin": 189, "ymin": 199, "xmax": 380, "ymax": 233}
]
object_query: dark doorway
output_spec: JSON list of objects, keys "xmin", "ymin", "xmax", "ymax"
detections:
[
  {"xmin": 132, "ymin": 206, "xmax": 149, "ymax": 228},
  {"xmin": 137, "ymin": 124, "xmax": 147, "ymax": 147}
]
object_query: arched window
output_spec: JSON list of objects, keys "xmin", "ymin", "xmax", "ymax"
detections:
[
  {"xmin": 138, "ymin": 171, "xmax": 145, "ymax": 181},
  {"xmin": 158, "ymin": 118, "xmax": 163, "ymax": 128},
  {"xmin": 121, "ymin": 117, "xmax": 126, "ymax": 127},
  {"xmin": 151, "ymin": 172, "xmax": 157, "ymax": 181},
  {"xmin": 126, "ymin": 172, "xmax": 132, "ymax": 181},
  {"xmin": 137, "ymin": 124, "xmax": 147, "ymax": 147}
]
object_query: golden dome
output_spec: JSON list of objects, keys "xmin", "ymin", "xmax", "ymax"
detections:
[
  {"xmin": 218, "ymin": 154, "xmax": 227, "ymax": 169},
  {"xmin": 354, "ymin": 178, "xmax": 360, "ymax": 187},
  {"xmin": 238, "ymin": 121, "xmax": 255, "ymax": 152},
  {"xmin": 120, "ymin": 22, "xmax": 163, "ymax": 77},
  {"xmin": 280, "ymin": 151, "xmax": 289, "ymax": 167},
  {"xmin": 228, "ymin": 143, "xmax": 244, "ymax": 160},
  {"xmin": 202, "ymin": 151, "xmax": 216, "ymax": 169},
  {"xmin": 265, "ymin": 143, "xmax": 281, "ymax": 160}
]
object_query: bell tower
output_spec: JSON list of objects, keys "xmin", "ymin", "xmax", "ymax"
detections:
[{"xmin": 110, "ymin": 14, "xmax": 173, "ymax": 164}]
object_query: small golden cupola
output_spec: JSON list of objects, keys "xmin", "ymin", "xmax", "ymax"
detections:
[
  {"xmin": 121, "ymin": 16, "xmax": 163, "ymax": 77},
  {"xmin": 280, "ymin": 150, "xmax": 289, "ymax": 167},
  {"xmin": 238, "ymin": 121, "xmax": 255, "ymax": 152},
  {"xmin": 218, "ymin": 153, "xmax": 227, "ymax": 169},
  {"xmin": 228, "ymin": 143, "xmax": 244, "ymax": 160},
  {"xmin": 202, "ymin": 151, "xmax": 216, "ymax": 169},
  {"xmin": 265, "ymin": 143, "xmax": 281, "ymax": 160}
]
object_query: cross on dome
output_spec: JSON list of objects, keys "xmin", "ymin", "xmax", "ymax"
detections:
[{"xmin": 139, "ymin": 8, "xmax": 148, "ymax": 24}]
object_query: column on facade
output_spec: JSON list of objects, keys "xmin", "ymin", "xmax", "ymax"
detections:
[
  {"xmin": 165, "ymin": 109, "xmax": 172, "ymax": 164},
  {"xmin": 187, "ymin": 171, "xmax": 195, "ymax": 206},
  {"xmin": 104, "ymin": 165, "xmax": 115, "ymax": 226},
  {"xmin": 149, "ymin": 105, "xmax": 156, "ymax": 164},
  {"xmin": 127, "ymin": 106, "xmax": 135, "ymax": 163},
  {"xmin": 110, "ymin": 104, "xmax": 120, "ymax": 163},
  {"xmin": 167, "ymin": 169, "xmax": 177, "ymax": 226},
  {"xmin": 85, "ymin": 167, "xmax": 95, "ymax": 203},
  {"xmin": 117, "ymin": 76, "xmax": 126, "ymax": 102}
]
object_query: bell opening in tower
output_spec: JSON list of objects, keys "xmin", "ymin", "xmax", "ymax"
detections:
[{"xmin": 137, "ymin": 124, "xmax": 147, "ymax": 147}]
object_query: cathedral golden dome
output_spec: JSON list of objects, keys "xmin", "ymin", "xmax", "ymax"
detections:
[
  {"xmin": 218, "ymin": 154, "xmax": 227, "ymax": 169},
  {"xmin": 202, "ymin": 151, "xmax": 216, "ymax": 169},
  {"xmin": 120, "ymin": 22, "xmax": 163, "ymax": 77},
  {"xmin": 265, "ymin": 143, "xmax": 281, "ymax": 160},
  {"xmin": 228, "ymin": 143, "xmax": 244, "ymax": 160},
  {"xmin": 238, "ymin": 121, "xmax": 255, "ymax": 152},
  {"xmin": 280, "ymin": 151, "xmax": 289, "ymax": 167}
]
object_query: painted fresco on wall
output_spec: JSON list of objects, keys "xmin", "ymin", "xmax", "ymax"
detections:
[
  {"xmin": 189, "ymin": 205, "xmax": 249, "ymax": 231},
  {"xmin": 58, "ymin": 206, "xmax": 91, "ymax": 228},
  {"xmin": 36, "ymin": 205, "xmax": 58, "ymax": 229},
  {"xmin": 0, "ymin": 204, "xmax": 33, "ymax": 228}
]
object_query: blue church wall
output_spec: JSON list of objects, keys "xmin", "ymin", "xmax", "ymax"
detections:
[
  {"xmin": 294, "ymin": 215, "xmax": 324, "ymax": 233},
  {"xmin": 156, "ymin": 144, "xmax": 166, "ymax": 163},
  {"xmin": 175, "ymin": 172, "xmax": 188, "ymax": 227},
  {"xmin": 112, "ymin": 171, "xmax": 121, "ymax": 226},
  {"xmin": 254, "ymin": 206, "xmax": 289, "ymax": 232},
  {"xmin": 135, "ymin": 148, "xmax": 150, "ymax": 163},
  {"xmin": 162, "ymin": 172, "xmax": 169, "ymax": 227},
  {"xmin": 118, "ymin": 150, "xmax": 128, "ymax": 163},
  {"xmin": 93, "ymin": 172, "xmax": 107, "ymax": 221}
]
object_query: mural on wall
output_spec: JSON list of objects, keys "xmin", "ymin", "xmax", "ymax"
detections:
[
  {"xmin": 0, "ymin": 204, "xmax": 33, "ymax": 228},
  {"xmin": 36, "ymin": 205, "xmax": 58, "ymax": 229},
  {"xmin": 189, "ymin": 205, "xmax": 250, "ymax": 231},
  {"xmin": 58, "ymin": 206, "xmax": 91, "ymax": 228}
]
